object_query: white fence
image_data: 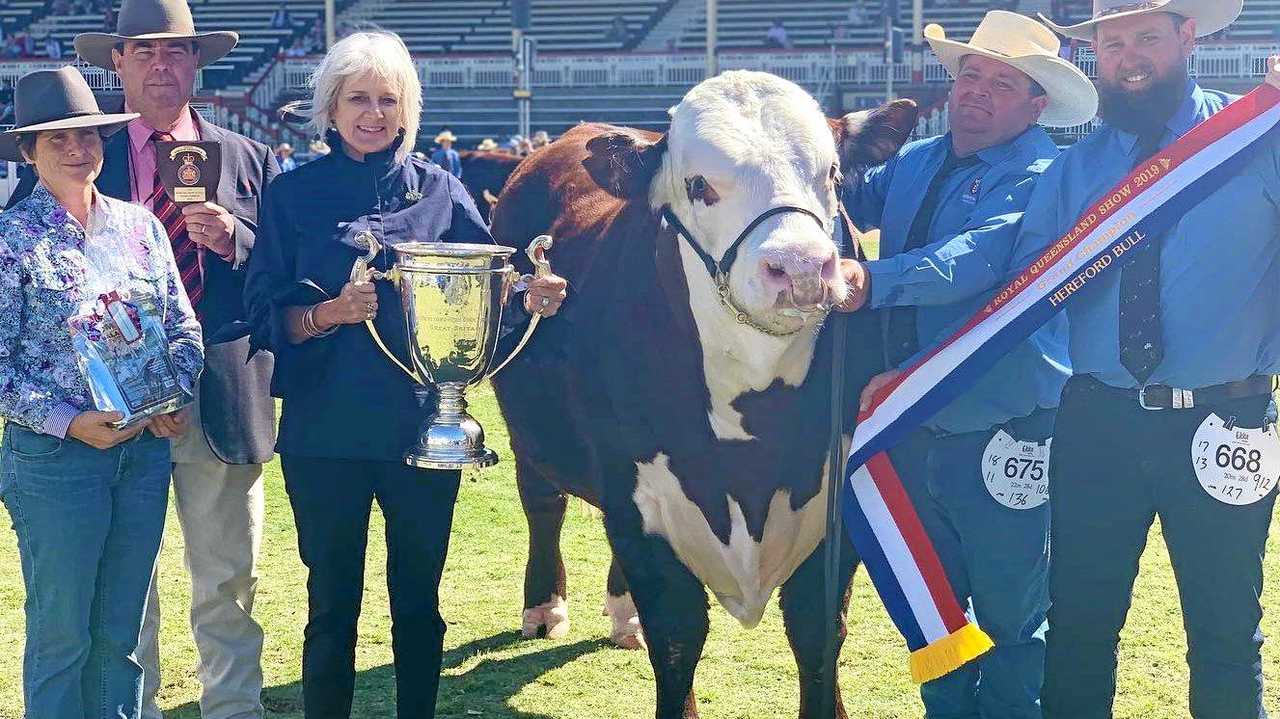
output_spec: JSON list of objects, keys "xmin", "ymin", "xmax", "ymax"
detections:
[{"xmin": 248, "ymin": 43, "xmax": 1277, "ymax": 95}]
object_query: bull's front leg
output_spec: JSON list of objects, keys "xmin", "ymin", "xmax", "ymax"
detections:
[
  {"xmin": 602, "ymin": 481, "xmax": 707, "ymax": 719},
  {"xmin": 518, "ymin": 459, "xmax": 571, "ymax": 640},
  {"xmin": 779, "ymin": 533, "xmax": 860, "ymax": 719}
]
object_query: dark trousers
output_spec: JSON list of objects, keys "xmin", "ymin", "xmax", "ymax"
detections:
[
  {"xmin": 1042, "ymin": 376, "xmax": 1275, "ymax": 719},
  {"xmin": 282, "ymin": 454, "xmax": 462, "ymax": 719}
]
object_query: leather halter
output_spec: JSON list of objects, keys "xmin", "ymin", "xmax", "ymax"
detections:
[{"xmin": 660, "ymin": 203, "xmax": 832, "ymax": 337}]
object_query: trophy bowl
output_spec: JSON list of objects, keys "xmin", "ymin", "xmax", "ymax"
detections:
[{"xmin": 356, "ymin": 236, "xmax": 553, "ymax": 470}]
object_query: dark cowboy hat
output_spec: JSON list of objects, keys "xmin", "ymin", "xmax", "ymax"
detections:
[
  {"xmin": 74, "ymin": 0, "xmax": 238, "ymax": 70},
  {"xmin": 0, "ymin": 66, "xmax": 138, "ymax": 162}
]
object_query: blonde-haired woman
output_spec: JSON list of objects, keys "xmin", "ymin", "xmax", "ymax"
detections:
[{"xmin": 244, "ymin": 31, "xmax": 566, "ymax": 718}]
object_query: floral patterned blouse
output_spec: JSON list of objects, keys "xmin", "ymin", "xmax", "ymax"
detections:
[{"xmin": 0, "ymin": 183, "xmax": 203, "ymax": 438}]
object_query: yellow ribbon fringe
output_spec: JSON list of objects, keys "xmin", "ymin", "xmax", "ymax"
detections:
[{"xmin": 909, "ymin": 622, "xmax": 995, "ymax": 684}]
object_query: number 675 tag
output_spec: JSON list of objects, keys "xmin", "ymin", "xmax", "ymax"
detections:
[
  {"xmin": 1191, "ymin": 413, "xmax": 1280, "ymax": 506},
  {"xmin": 982, "ymin": 430, "xmax": 1051, "ymax": 510}
]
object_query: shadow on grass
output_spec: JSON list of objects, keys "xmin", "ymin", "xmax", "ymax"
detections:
[{"xmin": 162, "ymin": 631, "xmax": 612, "ymax": 718}]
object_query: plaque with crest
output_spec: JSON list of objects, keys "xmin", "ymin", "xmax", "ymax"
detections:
[{"xmin": 155, "ymin": 140, "xmax": 222, "ymax": 206}]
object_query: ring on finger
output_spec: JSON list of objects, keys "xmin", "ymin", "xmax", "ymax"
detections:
[{"xmin": 539, "ymin": 296, "xmax": 551, "ymax": 308}]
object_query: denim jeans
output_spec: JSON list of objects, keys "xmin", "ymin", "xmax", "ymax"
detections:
[
  {"xmin": 0, "ymin": 423, "xmax": 170, "ymax": 719},
  {"xmin": 889, "ymin": 410, "xmax": 1054, "ymax": 719}
]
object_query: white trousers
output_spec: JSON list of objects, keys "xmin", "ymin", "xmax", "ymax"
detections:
[{"xmin": 139, "ymin": 411, "xmax": 266, "ymax": 719}]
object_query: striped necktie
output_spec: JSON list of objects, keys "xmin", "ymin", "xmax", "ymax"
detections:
[{"xmin": 146, "ymin": 130, "xmax": 203, "ymax": 308}]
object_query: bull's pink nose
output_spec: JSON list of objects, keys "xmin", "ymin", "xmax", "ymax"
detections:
[{"xmin": 759, "ymin": 248, "xmax": 839, "ymax": 307}]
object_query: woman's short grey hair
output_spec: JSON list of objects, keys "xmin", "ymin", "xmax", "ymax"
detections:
[{"xmin": 303, "ymin": 31, "xmax": 422, "ymax": 160}]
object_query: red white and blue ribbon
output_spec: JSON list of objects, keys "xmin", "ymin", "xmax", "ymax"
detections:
[{"xmin": 842, "ymin": 85, "xmax": 1280, "ymax": 683}]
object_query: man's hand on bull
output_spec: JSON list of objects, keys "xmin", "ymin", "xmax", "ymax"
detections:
[
  {"xmin": 835, "ymin": 258, "xmax": 871, "ymax": 312},
  {"xmin": 522, "ymin": 274, "xmax": 568, "ymax": 318},
  {"xmin": 1267, "ymin": 55, "xmax": 1280, "ymax": 90}
]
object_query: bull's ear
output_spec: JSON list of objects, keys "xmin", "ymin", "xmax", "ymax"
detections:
[
  {"xmin": 582, "ymin": 130, "xmax": 668, "ymax": 198},
  {"xmin": 831, "ymin": 98, "xmax": 919, "ymax": 170}
]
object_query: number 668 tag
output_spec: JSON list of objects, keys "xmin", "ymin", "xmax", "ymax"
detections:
[
  {"xmin": 1191, "ymin": 414, "xmax": 1280, "ymax": 506},
  {"xmin": 982, "ymin": 430, "xmax": 1050, "ymax": 510}
]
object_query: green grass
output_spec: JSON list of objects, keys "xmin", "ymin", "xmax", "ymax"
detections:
[{"xmin": 1, "ymin": 386, "xmax": 1278, "ymax": 718}]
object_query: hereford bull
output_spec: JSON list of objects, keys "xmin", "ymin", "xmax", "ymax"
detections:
[{"xmin": 489, "ymin": 71, "xmax": 916, "ymax": 718}]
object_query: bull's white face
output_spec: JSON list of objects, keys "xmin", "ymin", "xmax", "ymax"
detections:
[{"xmin": 652, "ymin": 71, "xmax": 849, "ymax": 335}]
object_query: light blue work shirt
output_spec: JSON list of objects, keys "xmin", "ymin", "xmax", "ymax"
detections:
[
  {"xmin": 845, "ymin": 126, "xmax": 1071, "ymax": 435},
  {"xmin": 1013, "ymin": 80, "xmax": 1280, "ymax": 390}
]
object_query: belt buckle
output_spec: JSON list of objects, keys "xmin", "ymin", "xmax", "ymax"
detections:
[
  {"xmin": 1138, "ymin": 383, "xmax": 1164, "ymax": 411},
  {"xmin": 1139, "ymin": 384, "xmax": 1194, "ymax": 410}
]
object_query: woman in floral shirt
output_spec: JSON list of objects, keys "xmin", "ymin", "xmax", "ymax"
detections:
[{"xmin": 0, "ymin": 67, "xmax": 202, "ymax": 718}]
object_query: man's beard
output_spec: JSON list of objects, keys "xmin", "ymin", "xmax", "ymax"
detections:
[{"xmin": 1098, "ymin": 63, "xmax": 1188, "ymax": 136}]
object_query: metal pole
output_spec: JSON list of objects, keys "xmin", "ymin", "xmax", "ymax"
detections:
[
  {"xmin": 513, "ymin": 30, "xmax": 532, "ymax": 140},
  {"xmin": 324, "ymin": 0, "xmax": 335, "ymax": 49},
  {"xmin": 912, "ymin": 0, "xmax": 923, "ymax": 44},
  {"xmin": 706, "ymin": 0, "xmax": 718, "ymax": 79},
  {"xmin": 884, "ymin": 11, "xmax": 895, "ymax": 101}
]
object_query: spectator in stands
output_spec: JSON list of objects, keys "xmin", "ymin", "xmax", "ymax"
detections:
[
  {"xmin": 10, "ymin": 1, "xmax": 282, "ymax": 717},
  {"xmin": 285, "ymin": 35, "xmax": 308, "ymax": 57},
  {"xmin": 475, "ymin": 137, "xmax": 498, "ymax": 151},
  {"xmin": 308, "ymin": 137, "xmax": 329, "ymax": 156},
  {"xmin": 246, "ymin": 30, "xmax": 568, "ymax": 719},
  {"xmin": 0, "ymin": 65, "xmax": 201, "ymax": 719},
  {"xmin": 531, "ymin": 129, "xmax": 550, "ymax": 149},
  {"xmin": 270, "ymin": 2, "xmax": 291, "ymax": 29},
  {"xmin": 103, "ymin": 5, "xmax": 117, "ymax": 30},
  {"xmin": 431, "ymin": 130, "xmax": 462, "ymax": 178},
  {"xmin": 44, "ymin": 35, "xmax": 63, "ymax": 60},
  {"xmin": 830, "ymin": 22, "xmax": 850, "ymax": 42},
  {"xmin": 605, "ymin": 15, "xmax": 630, "ymax": 43},
  {"xmin": 276, "ymin": 142, "xmax": 296, "ymax": 171},
  {"xmin": 764, "ymin": 19, "xmax": 791, "ymax": 49}
]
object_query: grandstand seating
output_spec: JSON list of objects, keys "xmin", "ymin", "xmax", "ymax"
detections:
[
  {"xmin": 9, "ymin": 0, "xmax": 355, "ymax": 90},
  {"xmin": 352, "ymin": 0, "xmax": 676, "ymax": 54}
]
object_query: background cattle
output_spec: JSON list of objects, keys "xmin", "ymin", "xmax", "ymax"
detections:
[{"xmin": 490, "ymin": 70, "xmax": 916, "ymax": 718}]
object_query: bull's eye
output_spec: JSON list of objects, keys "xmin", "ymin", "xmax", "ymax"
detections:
[{"xmin": 685, "ymin": 175, "xmax": 719, "ymax": 206}]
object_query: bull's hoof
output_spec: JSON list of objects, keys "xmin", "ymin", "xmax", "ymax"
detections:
[
  {"xmin": 521, "ymin": 595, "xmax": 570, "ymax": 640},
  {"xmin": 603, "ymin": 592, "xmax": 646, "ymax": 650}
]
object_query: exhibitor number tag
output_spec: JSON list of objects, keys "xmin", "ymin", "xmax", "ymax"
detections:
[
  {"xmin": 1191, "ymin": 413, "xmax": 1280, "ymax": 506},
  {"xmin": 982, "ymin": 430, "xmax": 1050, "ymax": 510}
]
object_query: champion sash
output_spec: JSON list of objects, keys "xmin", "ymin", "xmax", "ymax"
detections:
[{"xmin": 843, "ymin": 85, "xmax": 1280, "ymax": 683}]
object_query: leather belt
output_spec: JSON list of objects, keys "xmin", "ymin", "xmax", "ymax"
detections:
[{"xmin": 1080, "ymin": 374, "xmax": 1276, "ymax": 410}]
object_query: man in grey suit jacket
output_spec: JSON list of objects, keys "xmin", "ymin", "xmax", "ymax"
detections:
[{"xmin": 3, "ymin": 1, "xmax": 280, "ymax": 717}]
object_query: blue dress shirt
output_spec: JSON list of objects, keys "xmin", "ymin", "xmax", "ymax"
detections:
[
  {"xmin": 844, "ymin": 126, "xmax": 1070, "ymax": 435},
  {"xmin": 1013, "ymin": 80, "xmax": 1280, "ymax": 390}
]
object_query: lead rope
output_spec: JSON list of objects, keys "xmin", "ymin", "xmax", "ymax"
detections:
[{"xmin": 819, "ymin": 197, "xmax": 859, "ymax": 717}]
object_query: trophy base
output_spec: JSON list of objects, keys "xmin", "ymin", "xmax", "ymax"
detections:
[{"xmin": 403, "ymin": 385, "xmax": 500, "ymax": 471}]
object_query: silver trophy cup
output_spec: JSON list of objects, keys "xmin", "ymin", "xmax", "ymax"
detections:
[{"xmin": 352, "ymin": 234, "xmax": 553, "ymax": 470}]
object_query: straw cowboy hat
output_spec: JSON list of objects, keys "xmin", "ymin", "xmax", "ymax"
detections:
[
  {"xmin": 74, "ymin": 0, "xmax": 239, "ymax": 70},
  {"xmin": 475, "ymin": 137, "xmax": 499, "ymax": 151},
  {"xmin": 434, "ymin": 130, "xmax": 458, "ymax": 144},
  {"xmin": 926, "ymin": 11, "xmax": 1099, "ymax": 127},
  {"xmin": 0, "ymin": 66, "xmax": 138, "ymax": 161},
  {"xmin": 276, "ymin": 142, "xmax": 293, "ymax": 155},
  {"xmin": 1041, "ymin": 0, "xmax": 1241, "ymax": 41}
]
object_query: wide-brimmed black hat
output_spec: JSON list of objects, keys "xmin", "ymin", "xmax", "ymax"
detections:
[
  {"xmin": 74, "ymin": 0, "xmax": 238, "ymax": 70},
  {"xmin": 0, "ymin": 66, "xmax": 138, "ymax": 161}
]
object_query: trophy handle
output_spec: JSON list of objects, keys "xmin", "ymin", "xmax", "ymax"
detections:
[
  {"xmin": 486, "ymin": 235, "xmax": 554, "ymax": 378},
  {"xmin": 351, "ymin": 234, "xmax": 425, "ymax": 385}
]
